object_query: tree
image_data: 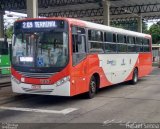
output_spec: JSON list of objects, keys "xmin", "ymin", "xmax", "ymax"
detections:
[
  {"xmin": 142, "ymin": 21, "xmax": 148, "ymax": 33},
  {"xmin": 111, "ymin": 20, "xmax": 148, "ymax": 33},
  {"xmin": 5, "ymin": 26, "xmax": 13, "ymax": 39},
  {"xmin": 148, "ymin": 22, "xmax": 160, "ymax": 44}
]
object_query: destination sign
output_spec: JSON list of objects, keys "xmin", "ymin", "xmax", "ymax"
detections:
[
  {"xmin": 14, "ymin": 20, "xmax": 66, "ymax": 33},
  {"xmin": 22, "ymin": 21, "xmax": 57, "ymax": 29}
]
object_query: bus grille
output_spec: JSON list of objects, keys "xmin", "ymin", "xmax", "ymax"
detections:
[
  {"xmin": 22, "ymin": 88, "xmax": 53, "ymax": 94},
  {"xmin": 18, "ymin": 71, "xmax": 57, "ymax": 78}
]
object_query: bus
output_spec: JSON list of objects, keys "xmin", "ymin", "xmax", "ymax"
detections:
[
  {"xmin": 11, "ymin": 18, "xmax": 152, "ymax": 98},
  {"xmin": 0, "ymin": 38, "xmax": 11, "ymax": 76}
]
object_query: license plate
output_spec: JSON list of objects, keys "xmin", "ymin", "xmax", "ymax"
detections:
[{"xmin": 31, "ymin": 85, "xmax": 41, "ymax": 90}]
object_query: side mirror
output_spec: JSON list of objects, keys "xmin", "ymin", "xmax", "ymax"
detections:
[
  {"xmin": 9, "ymin": 44, "xmax": 12, "ymax": 61},
  {"xmin": 4, "ymin": 41, "xmax": 8, "ymax": 49},
  {"xmin": 9, "ymin": 43, "xmax": 12, "ymax": 50}
]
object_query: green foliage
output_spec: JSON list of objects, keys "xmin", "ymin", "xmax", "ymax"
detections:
[
  {"xmin": 142, "ymin": 22, "xmax": 148, "ymax": 33},
  {"xmin": 6, "ymin": 26, "xmax": 13, "ymax": 39},
  {"xmin": 111, "ymin": 21, "xmax": 148, "ymax": 33},
  {"xmin": 148, "ymin": 22, "xmax": 160, "ymax": 44},
  {"xmin": 111, "ymin": 24, "xmax": 124, "ymax": 29}
]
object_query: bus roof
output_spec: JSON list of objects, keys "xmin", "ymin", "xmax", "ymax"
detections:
[
  {"xmin": 16, "ymin": 17, "xmax": 151, "ymax": 38},
  {"xmin": 67, "ymin": 18, "xmax": 151, "ymax": 38}
]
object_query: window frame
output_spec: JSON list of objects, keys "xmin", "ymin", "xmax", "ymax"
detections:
[{"xmin": 71, "ymin": 26, "xmax": 87, "ymax": 66}]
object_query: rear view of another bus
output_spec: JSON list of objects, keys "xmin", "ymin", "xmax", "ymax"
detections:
[{"xmin": 0, "ymin": 38, "xmax": 11, "ymax": 76}]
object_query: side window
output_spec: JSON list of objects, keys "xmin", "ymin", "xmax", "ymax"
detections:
[
  {"xmin": 95, "ymin": 30, "xmax": 103, "ymax": 41},
  {"xmin": 136, "ymin": 37, "xmax": 140, "ymax": 52},
  {"xmin": 136, "ymin": 37, "xmax": 143, "ymax": 52},
  {"xmin": 80, "ymin": 36, "xmax": 86, "ymax": 53},
  {"xmin": 113, "ymin": 34, "xmax": 117, "ymax": 43},
  {"xmin": 88, "ymin": 29, "xmax": 104, "ymax": 53},
  {"xmin": 72, "ymin": 26, "xmax": 86, "ymax": 66},
  {"xmin": 117, "ymin": 34, "xmax": 127, "ymax": 52},
  {"xmin": 88, "ymin": 30, "xmax": 92, "ymax": 41},
  {"xmin": 128, "ymin": 36, "xmax": 136, "ymax": 52},
  {"xmin": 143, "ymin": 38, "xmax": 150, "ymax": 52},
  {"xmin": 128, "ymin": 36, "xmax": 135, "ymax": 44},
  {"xmin": 104, "ymin": 32, "xmax": 113, "ymax": 42},
  {"xmin": 124, "ymin": 36, "xmax": 127, "ymax": 43},
  {"xmin": 88, "ymin": 30, "xmax": 103, "ymax": 41},
  {"xmin": 72, "ymin": 27, "xmax": 86, "ymax": 53},
  {"xmin": 139, "ymin": 38, "xmax": 144, "ymax": 52},
  {"xmin": 104, "ymin": 32, "xmax": 116, "ymax": 53},
  {"xmin": 117, "ymin": 34, "xmax": 124, "ymax": 43},
  {"xmin": 148, "ymin": 39, "xmax": 151, "ymax": 52}
]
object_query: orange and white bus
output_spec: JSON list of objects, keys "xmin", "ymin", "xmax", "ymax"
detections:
[{"xmin": 11, "ymin": 18, "xmax": 152, "ymax": 98}]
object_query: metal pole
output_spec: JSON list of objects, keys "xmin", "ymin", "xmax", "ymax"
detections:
[
  {"xmin": 159, "ymin": 47, "xmax": 160, "ymax": 68},
  {"xmin": 137, "ymin": 15, "xmax": 142, "ymax": 33},
  {"xmin": 103, "ymin": 0, "xmax": 110, "ymax": 26},
  {"xmin": 0, "ymin": 11, "xmax": 4, "ymax": 38},
  {"xmin": 27, "ymin": 0, "xmax": 38, "ymax": 18}
]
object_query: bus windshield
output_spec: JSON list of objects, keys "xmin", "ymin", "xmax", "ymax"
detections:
[{"xmin": 12, "ymin": 31, "xmax": 69, "ymax": 68}]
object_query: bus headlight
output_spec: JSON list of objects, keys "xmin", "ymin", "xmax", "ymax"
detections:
[{"xmin": 56, "ymin": 76, "xmax": 70, "ymax": 87}]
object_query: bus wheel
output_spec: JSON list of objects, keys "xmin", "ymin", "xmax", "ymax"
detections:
[
  {"xmin": 86, "ymin": 76, "xmax": 97, "ymax": 99},
  {"xmin": 131, "ymin": 68, "xmax": 138, "ymax": 85}
]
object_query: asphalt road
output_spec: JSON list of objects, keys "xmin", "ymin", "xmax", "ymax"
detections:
[{"xmin": 0, "ymin": 67, "xmax": 160, "ymax": 129}]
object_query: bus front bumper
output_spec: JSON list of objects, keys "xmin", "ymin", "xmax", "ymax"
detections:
[{"xmin": 11, "ymin": 76, "xmax": 71, "ymax": 96}]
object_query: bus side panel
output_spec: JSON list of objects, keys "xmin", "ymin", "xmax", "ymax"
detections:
[
  {"xmin": 70, "ymin": 52, "xmax": 152, "ymax": 96},
  {"xmin": 70, "ymin": 58, "xmax": 88, "ymax": 96},
  {"xmin": 138, "ymin": 53, "xmax": 152, "ymax": 77},
  {"xmin": 70, "ymin": 54, "xmax": 112, "ymax": 96},
  {"xmin": 125, "ymin": 57, "xmax": 140, "ymax": 81},
  {"xmin": 86, "ymin": 54, "xmax": 112, "ymax": 88},
  {"xmin": 98, "ymin": 54, "xmax": 139, "ymax": 85},
  {"xmin": 70, "ymin": 54, "xmax": 101, "ymax": 95}
]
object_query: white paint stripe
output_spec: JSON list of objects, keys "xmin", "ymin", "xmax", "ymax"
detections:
[
  {"xmin": 103, "ymin": 120, "xmax": 110, "ymax": 124},
  {"xmin": 126, "ymin": 121, "xmax": 131, "ymax": 124},
  {"xmin": 0, "ymin": 106, "xmax": 78, "ymax": 115},
  {"xmin": 118, "ymin": 120, "xmax": 122, "ymax": 123},
  {"xmin": 103, "ymin": 119, "xmax": 115, "ymax": 124},
  {"xmin": 110, "ymin": 119, "xmax": 115, "ymax": 123}
]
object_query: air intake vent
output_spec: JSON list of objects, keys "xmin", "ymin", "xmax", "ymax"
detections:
[
  {"xmin": 22, "ymin": 88, "xmax": 53, "ymax": 94},
  {"xmin": 18, "ymin": 71, "xmax": 57, "ymax": 78}
]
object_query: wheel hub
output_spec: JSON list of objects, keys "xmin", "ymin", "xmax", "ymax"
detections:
[{"xmin": 90, "ymin": 81, "xmax": 96, "ymax": 93}]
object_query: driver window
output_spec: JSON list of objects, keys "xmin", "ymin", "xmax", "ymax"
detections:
[{"xmin": 72, "ymin": 26, "xmax": 86, "ymax": 66}]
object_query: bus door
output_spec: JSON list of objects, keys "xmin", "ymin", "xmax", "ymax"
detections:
[{"xmin": 71, "ymin": 26, "xmax": 88, "ymax": 94}]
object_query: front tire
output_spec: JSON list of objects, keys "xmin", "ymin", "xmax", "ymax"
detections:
[
  {"xmin": 86, "ymin": 76, "xmax": 97, "ymax": 99},
  {"xmin": 130, "ymin": 68, "xmax": 138, "ymax": 85}
]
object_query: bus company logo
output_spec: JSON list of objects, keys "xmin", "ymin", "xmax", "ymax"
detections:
[
  {"xmin": 121, "ymin": 59, "xmax": 126, "ymax": 66},
  {"xmin": 107, "ymin": 60, "xmax": 116, "ymax": 66},
  {"xmin": 40, "ymin": 79, "xmax": 50, "ymax": 84}
]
